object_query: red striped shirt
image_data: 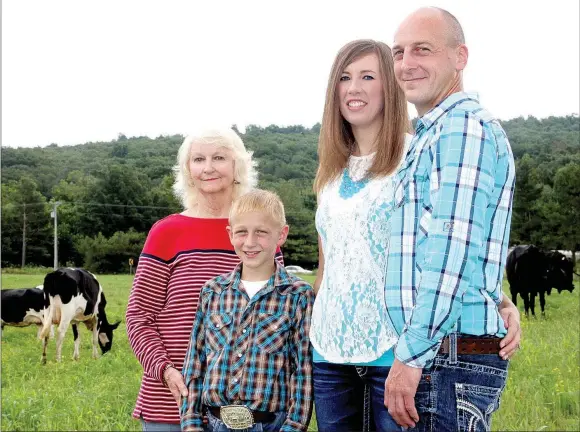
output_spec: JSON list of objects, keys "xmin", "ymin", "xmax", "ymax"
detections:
[{"xmin": 126, "ymin": 214, "xmax": 283, "ymax": 424}]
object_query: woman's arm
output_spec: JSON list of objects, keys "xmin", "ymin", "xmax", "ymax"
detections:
[{"xmin": 313, "ymin": 235, "xmax": 324, "ymax": 295}]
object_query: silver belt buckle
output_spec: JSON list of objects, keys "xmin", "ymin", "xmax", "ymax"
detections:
[{"xmin": 220, "ymin": 405, "xmax": 254, "ymax": 430}]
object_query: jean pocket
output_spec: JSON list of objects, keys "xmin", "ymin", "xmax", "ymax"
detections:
[
  {"xmin": 415, "ymin": 373, "xmax": 435, "ymax": 414},
  {"xmin": 455, "ymin": 383, "xmax": 503, "ymax": 432}
]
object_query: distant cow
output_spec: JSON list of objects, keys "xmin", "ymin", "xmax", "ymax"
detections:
[
  {"xmin": 39, "ymin": 268, "xmax": 120, "ymax": 363},
  {"xmin": 1, "ymin": 286, "xmax": 49, "ymax": 338},
  {"xmin": 506, "ymin": 245, "xmax": 575, "ymax": 316}
]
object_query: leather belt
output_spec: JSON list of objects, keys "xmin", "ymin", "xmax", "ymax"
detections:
[
  {"xmin": 207, "ymin": 406, "xmax": 276, "ymax": 424},
  {"xmin": 438, "ymin": 336, "xmax": 501, "ymax": 355}
]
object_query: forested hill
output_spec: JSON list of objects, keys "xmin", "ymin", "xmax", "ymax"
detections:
[{"xmin": 2, "ymin": 116, "xmax": 579, "ymax": 271}]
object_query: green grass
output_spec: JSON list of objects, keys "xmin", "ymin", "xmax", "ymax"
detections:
[{"xmin": 1, "ymin": 272, "xmax": 578, "ymax": 431}]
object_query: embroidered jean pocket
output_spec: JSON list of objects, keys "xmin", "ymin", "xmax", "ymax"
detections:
[
  {"xmin": 415, "ymin": 373, "xmax": 436, "ymax": 414},
  {"xmin": 253, "ymin": 313, "xmax": 291, "ymax": 353},
  {"xmin": 455, "ymin": 383, "xmax": 503, "ymax": 432},
  {"xmin": 206, "ymin": 312, "xmax": 233, "ymax": 351}
]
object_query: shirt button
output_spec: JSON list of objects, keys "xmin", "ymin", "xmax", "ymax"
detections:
[
  {"xmin": 233, "ymin": 378, "xmax": 238, "ymax": 383},
  {"xmin": 273, "ymin": 325, "xmax": 278, "ymax": 330},
  {"xmin": 237, "ymin": 352, "xmax": 243, "ymax": 358},
  {"xmin": 242, "ymin": 329, "xmax": 247, "ymax": 333},
  {"xmin": 216, "ymin": 325, "xmax": 220, "ymax": 329}
]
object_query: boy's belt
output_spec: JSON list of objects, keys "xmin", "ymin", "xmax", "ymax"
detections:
[
  {"xmin": 438, "ymin": 336, "xmax": 502, "ymax": 355},
  {"xmin": 207, "ymin": 405, "xmax": 276, "ymax": 428}
]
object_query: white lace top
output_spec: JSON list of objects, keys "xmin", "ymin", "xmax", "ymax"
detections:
[{"xmin": 311, "ymin": 142, "xmax": 409, "ymax": 363}]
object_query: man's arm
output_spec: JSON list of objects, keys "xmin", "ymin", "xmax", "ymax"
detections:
[
  {"xmin": 395, "ymin": 112, "xmax": 498, "ymax": 368},
  {"xmin": 180, "ymin": 289, "xmax": 209, "ymax": 432},
  {"xmin": 281, "ymin": 287, "xmax": 314, "ymax": 432}
]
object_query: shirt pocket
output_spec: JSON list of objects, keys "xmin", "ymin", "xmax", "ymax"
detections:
[
  {"xmin": 252, "ymin": 312, "xmax": 292, "ymax": 354},
  {"xmin": 205, "ymin": 312, "xmax": 233, "ymax": 352}
]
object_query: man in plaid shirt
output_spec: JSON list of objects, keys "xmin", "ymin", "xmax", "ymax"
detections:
[
  {"xmin": 180, "ymin": 190, "xmax": 314, "ymax": 432},
  {"xmin": 383, "ymin": 7, "xmax": 519, "ymax": 431}
]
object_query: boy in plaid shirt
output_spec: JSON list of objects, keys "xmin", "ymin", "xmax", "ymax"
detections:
[{"xmin": 180, "ymin": 189, "xmax": 314, "ymax": 432}]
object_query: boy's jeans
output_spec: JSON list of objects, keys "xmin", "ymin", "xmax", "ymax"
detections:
[
  {"xmin": 314, "ymin": 343, "xmax": 509, "ymax": 431},
  {"xmin": 205, "ymin": 409, "xmax": 286, "ymax": 432}
]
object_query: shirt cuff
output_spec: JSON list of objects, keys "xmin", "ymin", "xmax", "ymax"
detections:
[
  {"xmin": 280, "ymin": 419, "xmax": 307, "ymax": 432},
  {"xmin": 394, "ymin": 328, "xmax": 442, "ymax": 368},
  {"xmin": 181, "ymin": 416, "xmax": 203, "ymax": 432}
]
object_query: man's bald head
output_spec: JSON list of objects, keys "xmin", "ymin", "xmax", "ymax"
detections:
[
  {"xmin": 398, "ymin": 7, "xmax": 465, "ymax": 48},
  {"xmin": 392, "ymin": 7, "xmax": 468, "ymax": 116}
]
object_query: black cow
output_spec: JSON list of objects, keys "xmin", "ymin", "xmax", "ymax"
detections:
[
  {"xmin": 1, "ymin": 286, "xmax": 48, "ymax": 338},
  {"xmin": 506, "ymin": 245, "xmax": 575, "ymax": 316},
  {"xmin": 39, "ymin": 268, "xmax": 120, "ymax": 363}
]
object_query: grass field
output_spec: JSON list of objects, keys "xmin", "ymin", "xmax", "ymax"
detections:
[{"xmin": 1, "ymin": 271, "xmax": 578, "ymax": 431}]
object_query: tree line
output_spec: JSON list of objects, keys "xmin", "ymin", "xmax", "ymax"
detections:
[{"xmin": 1, "ymin": 115, "xmax": 578, "ymax": 272}]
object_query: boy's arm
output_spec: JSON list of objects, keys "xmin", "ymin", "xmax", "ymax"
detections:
[
  {"xmin": 281, "ymin": 286, "xmax": 315, "ymax": 432},
  {"xmin": 180, "ymin": 288, "xmax": 210, "ymax": 432}
]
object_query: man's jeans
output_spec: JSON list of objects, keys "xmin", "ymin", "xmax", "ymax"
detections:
[{"xmin": 314, "ymin": 347, "xmax": 509, "ymax": 431}]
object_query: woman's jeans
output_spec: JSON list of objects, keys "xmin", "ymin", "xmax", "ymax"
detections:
[
  {"xmin": 140, "ymin": 419, "xmax": 181, "ymax": 432},
  {"xmin": 314, "ymin": 351, "xmax": 508, "ymax": 431}
]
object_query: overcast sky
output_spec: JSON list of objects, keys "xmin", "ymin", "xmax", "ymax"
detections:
[{"xmin": 2, "ymin": 0, "xmax": 579, "ymax": 148}]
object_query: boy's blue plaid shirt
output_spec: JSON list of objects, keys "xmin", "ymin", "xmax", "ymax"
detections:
[
  {"xmin": 385, "ymin": 92, "xmax": 516, "ymax": 368},
  {"xmin": 180, "ymin": 261, "xmax": 314, "ymax": 432}
]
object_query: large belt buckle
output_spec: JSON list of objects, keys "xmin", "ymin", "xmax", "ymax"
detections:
[{"xmin": 220, "ymin": 405, "xmax": 254, "ymax": 430}]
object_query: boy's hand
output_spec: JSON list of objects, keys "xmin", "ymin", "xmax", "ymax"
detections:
[{"xmin": 164, "ymin": 367, "xmax": 188, "ymax": 405}]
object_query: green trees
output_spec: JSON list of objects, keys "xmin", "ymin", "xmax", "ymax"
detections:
[{"xmin": 1, "ymin": 116, "xmax": 578, "ymax": 270}]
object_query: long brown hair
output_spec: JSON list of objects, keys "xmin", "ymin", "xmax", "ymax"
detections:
[{"xmin": 314, "ymin": 39, "xmax": 409, "ymax": 194}]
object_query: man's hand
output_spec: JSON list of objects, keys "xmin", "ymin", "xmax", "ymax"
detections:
[
  {"xmin": 499, "ymin": 296, "xmax": 522, "ymax": 360},
  {"xmin": 164, "ymin": 367, "xmax": 188, "ymax": 405},
  {"xmin": 384, "ymin": 359, "xmax": 422, "ymax": 428}
]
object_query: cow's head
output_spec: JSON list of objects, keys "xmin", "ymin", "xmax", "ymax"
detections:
[
  {"xmin": 546, "ymin": 252, "xmax": 574, "ymax": 293},
  {"xmin": 97, "ymin": 320, "xmax": 121, "ymax": 354}
]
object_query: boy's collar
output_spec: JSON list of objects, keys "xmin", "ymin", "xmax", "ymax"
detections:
[{"xmin": 214, "ymin": 261, "xmax": 297, "ymax": 295}]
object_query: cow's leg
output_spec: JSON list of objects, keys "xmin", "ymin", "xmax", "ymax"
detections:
[
  {"xmin": 510, "ymin": 287, "xmax": 518, "ymax": 306},
  {"xmin": 521, "ymin": 291, "xmax": 530, "ymax": 318},
  {"xmin": 41, "ymin": 335, "xmax": 49, "ymax": 365},
  {"xmin": 539, "ymin": 290, "xmax": 547, "ymax": 317},
  {"xmin": 72, "ymin": 324, "xmax": 80, "ymax": 360},
  {"xmin": 90, "ymin": 318, "xmax": 99, "ymax": 359},
  {"xmin": 55, "ymin": 319, "xmax": 71, "ymax": 362},
  {"xmin": 529, "ymin": 291, "xmax": 537, "ymax": 317}
]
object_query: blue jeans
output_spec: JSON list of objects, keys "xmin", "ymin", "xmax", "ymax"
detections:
[
  {"xmin": 314, "ymin": 353, "xmax": 509, "ymax": 431},
  {"xmin": 140, "ymin": 419, "xmax": 181, "ymax": 432},
  {"xmin": 205, "ymin": 409, "xmax": 286, "ymax": 432}
]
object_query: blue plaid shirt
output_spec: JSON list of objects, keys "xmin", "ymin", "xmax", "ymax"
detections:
[
  {"xmin": 386, "ymin": 92, "xmax": 516, "ymax": 368},
  {"xmin": 180, "ymin": 262, "xmax": 314, "ymax": 431}
]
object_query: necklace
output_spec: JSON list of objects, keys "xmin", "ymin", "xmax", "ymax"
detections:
[{"xmin": 338, "ymin": 168, "xmax": 369, "ymax": 199}]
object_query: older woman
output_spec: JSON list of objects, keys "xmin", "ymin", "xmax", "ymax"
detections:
[{"xmin": 126, "ymin": 128, "xmax": 283, "ymax": 431}]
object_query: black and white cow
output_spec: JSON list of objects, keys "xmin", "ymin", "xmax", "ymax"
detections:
[
  {"xmin": 506, "ymin": 245, "xmax": 575, "ymax": 316},
  {"xmin": 1, "ymin": 285, "xmax": 51, "ymax": 338},
  {"xmin": 39, "ymin": 268, "xmax": 120, "ymax": 363}
]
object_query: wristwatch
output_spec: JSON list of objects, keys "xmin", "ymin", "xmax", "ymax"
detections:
[{"xmin": 161, "ymin": 362, "xmax": 175, "ymax": 387}]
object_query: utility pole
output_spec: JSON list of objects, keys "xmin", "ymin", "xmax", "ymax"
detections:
[
  {"xmin": 51, "ymin": 201, "xmax": 62, "ymax": 270},
  {"xmin": 21, "ymin": 204, "xmax": 27, "ymax": 268}
]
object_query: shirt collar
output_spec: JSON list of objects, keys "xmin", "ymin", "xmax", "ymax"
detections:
[
  {"xmin": 215, "ymin": 260, "xmax": 296, "ymax": 295},
  {"xmin": 416, "ymin": 91, "xmax": 480, "ymax": 133}
]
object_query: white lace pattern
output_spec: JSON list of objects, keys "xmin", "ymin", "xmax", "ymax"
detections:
[{"xmin": 311, "ymin": 152, "xmax": 399, "ymax": 363}]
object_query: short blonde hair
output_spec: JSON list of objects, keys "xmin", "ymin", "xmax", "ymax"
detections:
[
  {"xmin": 172, "ymin": 128, "xmax": 258, "ymax": 210},
  {"xmin": 229, "ymin": 189, "xmax": 287, "ymax": 228}
]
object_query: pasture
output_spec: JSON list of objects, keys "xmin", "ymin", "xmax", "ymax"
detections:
[{"xmin": 1, "ymin": 271, "xmax": 579, "ymax": 431}]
